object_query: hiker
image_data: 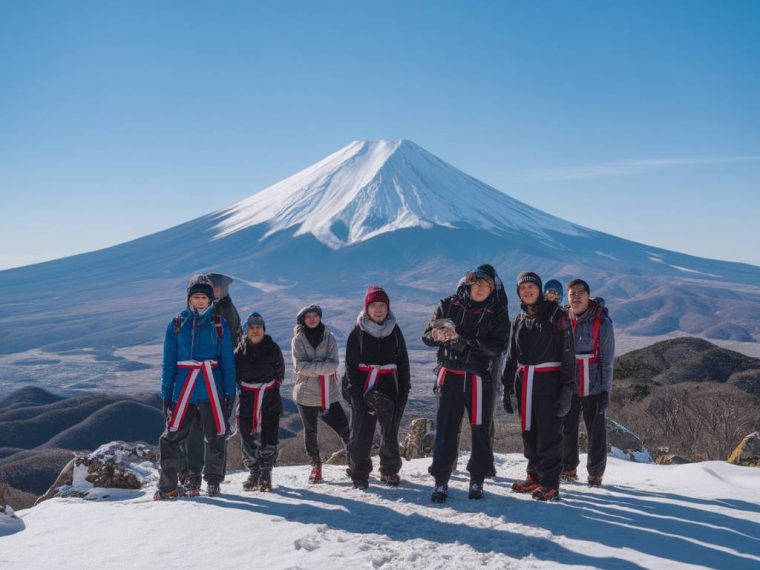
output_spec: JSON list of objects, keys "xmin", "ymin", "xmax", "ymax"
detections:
[
  {"xmin": 561, "ymin": 279, "xmax": 615, "ymax": 486},
  {"xmin": 179, "ymin": 272, "xmax": 242, "ymax": 491},
  {"xmin": 236, "ymin": 312, "xmax": 285, "ymax": 492},
  {"xmin": 422, "ymin": 266, "xmax": 510, "ymax": 503},
  {"xmin": 291, "ymin": 304, "xmax": 350, "ymax": 483},
  {"xmin": 155, "ymin": 274, "xmax": 236, "ymax": 499},
  {"xmin": 503, "ymin": 271, "xmax": 575, "ymax": 501},
  {"xmin": 543, "ymin": 279, "xmax": 563, "ymax": 304},
  {"xmin": 344, "ymin": 286, "xmax": 410, "ymax": 489}
]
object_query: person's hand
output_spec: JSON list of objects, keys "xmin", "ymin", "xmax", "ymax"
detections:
[
  {"xmin": 502, "ymin": 390, "xmax": 514, "ymax": 414},
  {"xmin": 222, "ymin": 396, "xmax": 234, "ymax": 420},
  {"xmin": 162, "ymin": 399, "xmax": 174, "ymax": 420},
  {"xmin": 555, "ymin": 389, "xmax": 572, "ymax": 417},
  {"xmin": 598, "ymin": 391, "xmax": 609, "ymax": 413}
]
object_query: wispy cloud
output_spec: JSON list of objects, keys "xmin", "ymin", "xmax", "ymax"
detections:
[{"xmin": 518, "ymin": 155, "xmax": 760, "ymax": 182}]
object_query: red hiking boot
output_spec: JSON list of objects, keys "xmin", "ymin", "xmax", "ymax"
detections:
[
  {"xmin": 512, "ymin": 473, "xmax": 541, "ymax": 494},
  {"xmin": 309, "ymin": 463, "xmax": 323, "ymax": 484},
  {"xmin": 532, "ymin": 486, "xmax": 560, "ymax": 501},
  {"xmin": 560, "ymin": 469, "xmax": 577, "ymax": 481}
]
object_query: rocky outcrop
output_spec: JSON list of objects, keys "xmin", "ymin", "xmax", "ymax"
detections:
[
  {"xmin": 399, "ymin": 419, "xmax": 435, "ymax": 460},
  {"xmin": 656, "ymin": 454, "xmax": 691, "ymax": 465},
  {"xmin": 36, "ymin": 441, "xmax": 158, "ymax": 504},
  {"xmin": 607, "ymin": 419, "xmax": 653, "ymax": 463},
  {"xmin": 727, "ymin": 432, "xmax": 760, "ymax": 467}
]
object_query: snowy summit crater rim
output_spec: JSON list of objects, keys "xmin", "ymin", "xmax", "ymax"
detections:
[{"xmin": 212, "ymin": 139, "xmax": 584, "ymax": 249}]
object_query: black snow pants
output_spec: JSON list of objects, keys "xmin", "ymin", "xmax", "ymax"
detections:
[
  {"xmin": 159, "ymin": 401, "xmax": 226, "ymax": 492},
  {"xmin": 562, "ymin": 394, "xmax": 607, "ymax": 478},
  {"xmin": 239, "ymin": 388, "xmax": 282, "ymax": 473},
  {"xmin": 428, "ymin": 370, "xmax": 494, "ymax": 486},
  {"xmin": 347, "ymin": 397, "xmax": 404, "ymax": 481},
  {"xmin": 297, "ymin": 401, "xmax": 350, "ymax": 465},
  {"xmin": 522, "ymin": 395, "xmax": 564, "ymax": 489}
]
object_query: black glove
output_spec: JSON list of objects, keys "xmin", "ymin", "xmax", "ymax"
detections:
[
  {"xmin": 162, "ymin": 398, "xmax": 174, "ymax": 420},
  {"xmin": 351, "ymin": 393, "xmax": 368, "ymax": 415},
  {"xmin": 598, "ymin": 391, "xmax": 609, "ymax": 413},
  {"xmin": 555, "ymin": 387, "xmax": 572, "ymax": 418},
  {"xmin": 502, "ymin": 389, "xmax": 514, "ymax": 414}
]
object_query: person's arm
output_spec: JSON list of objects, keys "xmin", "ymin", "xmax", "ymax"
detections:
[
  {"xmin": 273, "ymin": 343, "xmax": 285, "ymax": 383},
  {"xmin": 220, "ymin": 319, "xmax": 236, "ymax": 398},
  {"xmin": 421, "ymin": 302, "xmax": 446, "ymax": 346},
  {"xmin": 555, "ymin": 310, "xmax": 576, "ymax": 416},
  {"xmin": 600, "ymin": 318, "xmax": 615, "ymax": 394},
  {"xmin": 344, "ymin": 329, "xmax": 362, "ymax": 397},
  {"xmin": 395, "ymin": 327, "xmax": 411, "ymax": 400},
  {"xmin": 161, "ymin": 321, "xmax": 177, "ymax": 401}
]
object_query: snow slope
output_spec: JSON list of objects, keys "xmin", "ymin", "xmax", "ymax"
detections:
[
  {"xmin": 2, "ymin": 454, "xmax": 759, "ymax": 569},
  {"xmin": 214, "ymin": 139, "xmax": 585, "ymax": 248}
]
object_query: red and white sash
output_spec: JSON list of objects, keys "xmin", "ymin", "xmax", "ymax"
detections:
[
  {"xmin": 358, "ymin": 363, "xmax": 398, "ymax": 395},
  {"xmin": 170, "ymin": 360, "xmax": 225, "ymax": 435},
  {"xmin": 436, "ymin": 367, "xmax": 484, "ymax": 426},
  {"xmin": 318, "ymin": 373, "xmax": 336, "ymax": 410},
  {"xmin": 575, "ymin": 353, "xmax": 599, "ymax": 397},
  {"xmin": 517, "ymin": 362, "xmax": 562, "ymax": 432},
  {"xmin": 240, "ymin": 380, "xmax": 280, "ymax": 434}
]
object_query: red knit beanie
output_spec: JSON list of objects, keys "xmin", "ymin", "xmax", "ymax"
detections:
[{"xmin": 364, "ymin": 285, "xmax": 390, "ymax": 310}]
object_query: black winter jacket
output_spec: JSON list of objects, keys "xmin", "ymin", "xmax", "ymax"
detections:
[
  {"xmin": 235, "ymin": 335, "xmax": 285, "ymax": 386},
  {"xmin": 215, "ymin": 295, "xmax": 242, "ymax": 347},
  {"xmin": 421, "ymin": 286, "xmax": 510, "ymax": 377},
  {"xmin": 503, "ymin": 300, "xmax": 576, "ymax": 399},
  {"xmin": 344, "ymin": 324, "xmax": 411, "ymax": 402}
]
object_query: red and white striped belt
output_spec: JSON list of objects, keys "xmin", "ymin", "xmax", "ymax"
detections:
[
  {"xmin": 170, "ymin": 360, "xmax": 224, "ymax": 436},
  {"xmin": 516, "ymin": 362, "xmax": 562, "ymax": 432},
  {"xmin": 240, "ymin": 380, "xmax": 280, "ymax": 434},
  {"xmin": 358, "ymin": 363, "xmax": 398, "ymax": 395},
  {"xmin": 436, "ymin": 367, "xmax": 484, "ymax": 426}
]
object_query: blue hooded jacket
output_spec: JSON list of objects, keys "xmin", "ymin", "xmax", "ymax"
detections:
[{"xmin": 161, "ymin": 307, "xmax": 236, "ymax": 403}]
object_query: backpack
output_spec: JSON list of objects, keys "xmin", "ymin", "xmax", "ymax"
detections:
[{"xmin": 173, "ymin": 314, "xmax": 224, "ymax": 340}]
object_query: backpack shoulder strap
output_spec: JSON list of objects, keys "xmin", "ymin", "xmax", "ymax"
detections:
[
  {"xmin": 592, "ymin": 312, "xmax": 603, "ymax": 358},
  {"xmin": 213, "ymin": 315, "xmax": 224, "ymax": 341},
  {"xmin": 173, "ymin": 315, "xmax": 185, "ymax": 336}
]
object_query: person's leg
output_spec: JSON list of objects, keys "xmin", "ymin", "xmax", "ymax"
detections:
[
  {"xmin": 428, "ymin": 379, "xmax": 465, "ymax": 486},
  {"xmin": 198, "ymin": 401, "xmax": 226, "ymax": 487},
  {"xmin": 378, "ymin": 401, "xmax": 403, "ymax": 477},
  {"xmin": 583, "ymin": 394, "xmax": 607, "ymax": 480},
  {"xmin": 158, "ymin": 404, "xmax": 197, "ymax": 492},
  {"xmin": 238, "ymin": 416, "xmax": 260, "ymax": 475},
  {"xmin": 347, "ymin": 407, "xmax": 377, "ymax": 482},
  {"xmin": 298, "ymin": 404, "xmax": 321, "ymax": 464},
  {"xmin": 179, "ymin": 410, "xmax": 205, "ymax": 489},
  {"xmin": 465, "ymin": 376, "xmax": 495, "ymax": 484},
  {"xmin": 320, "ymin": 401, "xmax": 351, "ymax": 446},
  {"xmin": 534, "ymin": 395, "xmax": 564, "ymax": 490},
  {"xmin": 561, "ymin": 395, "xmax": 582, "ymax": 475},
  {"xmin": 260, "ymin": 390, "xmax": 281, "ymax": 472}
]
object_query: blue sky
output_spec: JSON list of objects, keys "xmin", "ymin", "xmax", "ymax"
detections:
[{"xmin": 1, "ymin": 0, "xmax": 758, "ymax": 269}]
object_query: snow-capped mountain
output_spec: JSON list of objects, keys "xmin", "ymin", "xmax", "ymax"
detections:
[
  {"xmin": 215, "ymin": 139, "xmax": 584, "ymax": 248},
  {"xmin": 1, "ymin": 139, "xmax": 759, "ymax": 394}
]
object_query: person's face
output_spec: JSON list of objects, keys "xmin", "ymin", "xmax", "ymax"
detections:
[
  {"xmin": 213, "ymin": 286, "xmax": 222, "ymax": 300},
  {"xmin": 544, "ymin": 289, "xmax": 560, "ymax": 303},
  {"xmin": 568, "ymin": 285, "xmax": 590, "ymax": 315},
  {"xmin": 518, "ymin": 283, "xmax": 540, "ymax": 305},
  {"xmin": 247, "ymin": 325, "xmax": 265, "ymax": 343},
  {"xmin": 469, "ymin": 279, "xmax": 493, "ymax": 303},
  {"xmin": 189, "ymin": 293, "xmax": 210, "ymax": 310},
  {"xmin": 304, "ymin": 311, "xmax": 321, "ymax": 328},
  {"xmin": 367, "ymin": 301, "xmax": 388, "ymax": 323}
]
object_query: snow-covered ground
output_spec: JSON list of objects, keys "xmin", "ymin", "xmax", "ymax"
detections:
[{"xmin": 2, "ymin": 454, "xmax": 759, "ymax": 569}]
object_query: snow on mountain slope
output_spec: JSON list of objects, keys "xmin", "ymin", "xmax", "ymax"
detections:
[
  {"xmin": 214, "ymin": 139, "xmax": 586, "ymax": 248},
  {"xmin": 2, "ymin": 454, "xmax": 759, "ymax": 569}
]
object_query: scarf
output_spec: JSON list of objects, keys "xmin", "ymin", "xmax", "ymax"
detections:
[{"xmin": 357, "ymin": 309, "xmax": 397, "ymax": 339}]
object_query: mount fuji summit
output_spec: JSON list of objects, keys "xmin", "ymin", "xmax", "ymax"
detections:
[{"xmin": 1, "ymin": 139, "xmax": 759, "ymax": 392}]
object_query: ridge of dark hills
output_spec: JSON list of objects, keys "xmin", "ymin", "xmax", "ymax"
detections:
[
  {"xmin": 41, "ymin": 401, "xmax": 165, "ymax": 450},
  {"xmin": 0, "ymin": 386, "xmax": 63, "ymax": 409},
  {"xmin": 0, "ymin": 448, "xmax": 75, "ymax": 496},
  {"xmin": 614, "ymin": 336, "xmax": 760, "ymax": 389}
]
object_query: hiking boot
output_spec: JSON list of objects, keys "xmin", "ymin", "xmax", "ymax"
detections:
[
  {"xmin": 185, "ymin": 486, "xmax": 200, "ymax": 497},
  {"xmin": 512, "ymin": 473, "xmax": 541, "ymax": 494},
  {"xmin": 206, "ymin": 483, "xmax": 221, "ymax": 497},
  {"xmin": 309, "ymin": 463, "xmax": 323, "ymax": 484},
  {"xmin": 380, "ymin": 473, "xmax": 400, "ymax": 487},
  {"xmin": 352, "ymin": 478, "xmax": 369, "ymax": 490},
  {"xmin": 560, "ymin": 469, "xmax": 578, "ymax": 481},
  {"xmin": 532, "ymin": 486, "xmax": 560, "ymax": 501},
  {"xmin": 587, "ymin": 475, "xmax": 603, "ymax": 487},
  {"xmin": 259, "ymin": 469, "xmax": 272, "ymax": 492},
  {"xmin": 431, "ymin": 484, "xmax": 448, "ymax": 503},
  {"xmin": 243, "ymin": 471, "xmax": 260, "ymax": 492},
  {"xmin": 153, "ymin": 488, "xmax": 182, "ymax": 501},
  {"xmin": 468, "ymin": 481, "xmax": 484, "ymax": 500}
]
